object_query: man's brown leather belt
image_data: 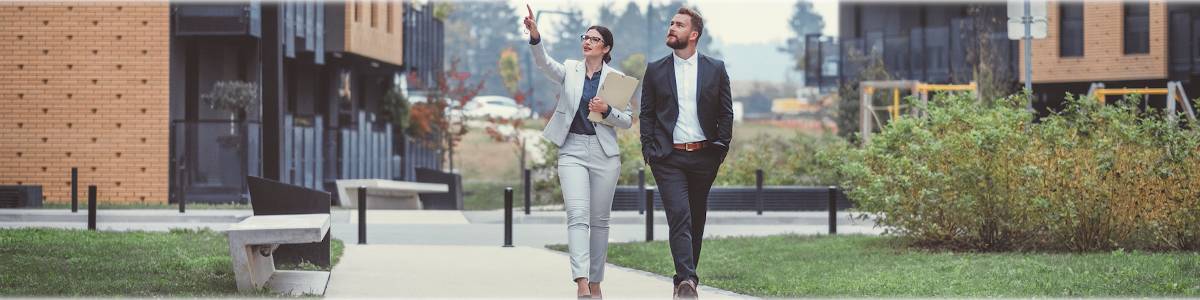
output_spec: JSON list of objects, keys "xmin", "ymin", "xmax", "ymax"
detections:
[{"xmin": 672, "ymin": 141, "xmax": 706, "ymax": 152}]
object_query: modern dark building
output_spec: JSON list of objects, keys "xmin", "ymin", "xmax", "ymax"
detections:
[
  {"xmin": 827, "ymin": 2, "xmax": 1019, "ymax": 87},
  {"xmin": 169, "ymin": 0, "xmax": 446, "ymax": 204},
  {"xmin": 817, "ymin": 1, "xmax": 1200, "ymax": 114}
]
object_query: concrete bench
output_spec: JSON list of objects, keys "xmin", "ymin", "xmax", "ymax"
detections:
[
  {"xmin": 334, "ymin": 179, "xmax": 448, "ymax": 209},
  {"xmin": 226, "ymin": 214, "xmax": 331, "ymax": 296}
]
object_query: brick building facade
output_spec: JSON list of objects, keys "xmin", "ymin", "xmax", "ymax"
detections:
[
  {"xmin": 0, "ymin": 2, "xmax": 170, "ymax": 204},
  {"xmin": 0, "ymin": 1, "xmax": 447, "ymax": 206}
]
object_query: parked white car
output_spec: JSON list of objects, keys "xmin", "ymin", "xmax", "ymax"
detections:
[{"xmin": 464, "ymin": 95, "xmax": 530, "ymax": 120}]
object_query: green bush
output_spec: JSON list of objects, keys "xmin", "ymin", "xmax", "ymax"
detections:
[
  {"xmin": 533, "ymin": 125, "xmax": 850, "ymax": 203},
  {"xmin": 714, "ymin": 133, "xmax": 849, "ymax": 186},
  {"xmin": 529, "ymin": 138, "xmax": 563, "ymax": 206},
  {"xmin": 613, "ymin": 127, "xmax": 849, "ymax": 187},
  {"xmin": 830, "ymin": 92, "xmax": 1200, "ymax": 251}
]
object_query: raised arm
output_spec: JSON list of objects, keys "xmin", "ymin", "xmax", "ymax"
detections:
[{"xmin": 524, "ymin": 4, "xmax": 566, "ymax": 85}]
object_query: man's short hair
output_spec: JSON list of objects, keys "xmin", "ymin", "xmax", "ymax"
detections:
[{"xmin": 676, "ymin": 6, "xmax": 704, "ymax": 40}]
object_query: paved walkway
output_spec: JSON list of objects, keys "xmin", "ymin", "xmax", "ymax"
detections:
[{"xmin": 325, "ymin": 244, "xmax": 748, "ymax": 299}]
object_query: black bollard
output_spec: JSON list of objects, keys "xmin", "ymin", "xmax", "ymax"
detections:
[
  {"xmin": 828, "ymin": 186, "xmax": 838, "ymax": 235},
  {"xmin": 70, "ymin": 167, "xmax": 78, "ymax": 213},
  {"xmin": 178, "ymin": 173, "xmax": 186, "ymax": 213},
  {"xmin": 358, "ymin": 186, "xmax": 367, "ymax": 245},
  {"xmin": 87, "ymin": 185, "xmax": 96, "ymax": 231},
  {"xmin": 645, "ymin": 188, "xmax": 654, "ymax": 241},
  {"xmin": 756, "ymin": 169, "xmax": 764, "ymax": 215},
  {"xmin": 637, "ymin": 168, "xmax": 645, "ymax": 215},
  {"xmin": 504, "ymin": 187, "xmax": 514, "ymax": 247},
  {"xmin": 523, "ymin": 169, "xmax": 531, "ymax": 215},
  {"xmin": 179, "ymin": 167, "xmax": 187, "ymax": 213}
]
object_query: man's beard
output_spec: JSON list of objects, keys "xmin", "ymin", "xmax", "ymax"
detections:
[{"xmin": 666, "ymin": 34, "xmax": 687, "ymax": 50}]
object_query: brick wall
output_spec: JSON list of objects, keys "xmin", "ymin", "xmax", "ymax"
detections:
[
  {"xmin": 0, "ymin": 2, "xmax": 170, "ymax": 204},
  {"xmin": 1021, "ymin": 0, "xmax": 1168, "ymax": 84},
  {"xmin": 344, "ymin": 0, "xmax": 404, "ymax": 66}
]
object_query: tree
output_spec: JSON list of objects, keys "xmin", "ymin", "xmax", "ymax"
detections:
[
  {"xmin": 597, "ymin": 2, "xmax": 619, "ymax": 28},
  {"xmin": 620, "ymin": 53, "xmax": 647, "ymax": 116},
  {"xmin": 498, "ymin": 47, "xmax": 523, "ymax": 95},
  {"xmin": 834, "ymin": 49, "xmax": 890, "ymax": 142},
  {"xmin": 443, "ymin": 1, "xmax": 519, "ymax": 97},
  {"xmin": 612, "ymin": 2, "xmax": 647, "ymax": 60},
  {"xmin": 966, "ymin": 4, "xmax": 1017, "ymax": 104},
  {"xmin": 408, "ymin": 58, "xmax": 486, "ymax": 172},
  {"xmin": 619, "ymin": 53, "xmax": 647, "ymax": 81},
  {"xmin": 432, "ymin": 2, "xmax": 454, "ymax": 21},
  {"xmin": 381, "ymin": 84, "xmax": 409, "ymax": 130},
  {"xmin": 489, "ymin": 47, "xmax": 532, "ymax": 177},
  {"xmin": 781, "ymin": 0, "xmax": 825, "ymax": 72},
  {"xmin": 200, "ymin": 80, "xmax": 258, "ymax": 151}
]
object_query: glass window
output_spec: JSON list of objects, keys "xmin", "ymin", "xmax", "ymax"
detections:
[
  {"xmin": 1060, "ymin": 2, "xmax": 1084, "ymax": 57},
  {"xmin": 1124, "ymin": 1, "xmax": 1150, "ymax": 54}
]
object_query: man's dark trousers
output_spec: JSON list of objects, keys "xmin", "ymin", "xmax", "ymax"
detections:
[{"xmin": 649, "ymin": 147, "xmax": 722, "ymax": 286}]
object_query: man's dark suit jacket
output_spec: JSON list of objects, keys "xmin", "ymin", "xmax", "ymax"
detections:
[{"xmin": 639, "ymin": 53, "xmax": 734, "ymax": 162}]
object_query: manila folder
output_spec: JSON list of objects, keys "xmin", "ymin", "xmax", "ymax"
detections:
[{"xmin": 588, "ymin": 73, "xmax": 640, "ymax": 122}]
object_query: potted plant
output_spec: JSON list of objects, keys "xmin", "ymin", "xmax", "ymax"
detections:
[{"xmin": 200, "ymin": 80, "xmax": 259, "ymax": 147}]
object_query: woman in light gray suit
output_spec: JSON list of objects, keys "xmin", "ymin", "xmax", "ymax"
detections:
[{"xmin": 524, "ymin": 5, "xmax": 632, "ymax": 299}]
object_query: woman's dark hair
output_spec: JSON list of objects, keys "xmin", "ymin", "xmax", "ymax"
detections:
[{"xmin": 587, "ymin": 25, "xmax": 614, "ymax": 63}]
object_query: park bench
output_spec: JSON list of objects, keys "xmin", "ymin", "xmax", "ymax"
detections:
[
  {"xmin": 334, "ymin": 179, "xmax": 448, "ymax": 209},
  {"xmin": 247, "ymin": 176, "xmax": 332, "ymax": 268},
  {"xmin": 225, "ymin": 213, "xmax": 331, "ymax": 296}
]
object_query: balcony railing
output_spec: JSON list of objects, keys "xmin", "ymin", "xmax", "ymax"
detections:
[
  {"xmin": 174, "ymin": 3, "xmax": 261, "ymax": 37},
  {"xmin": 827, "ymin": 20, "xmax": 1017, "ymax": 86}
]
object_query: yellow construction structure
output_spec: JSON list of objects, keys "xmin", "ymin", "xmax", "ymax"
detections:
[
  {"xmin": 1086, "ymin": 81, "xmax": 1197, "ymax": 123},
  {"xmin": 859, "ymin": 81, "xmax": 978, "ymax": 144}
]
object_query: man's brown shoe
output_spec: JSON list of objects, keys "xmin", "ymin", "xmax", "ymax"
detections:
[{"xmin": 673, "ymin": 280, "xmax": 698, "ymax": 299}]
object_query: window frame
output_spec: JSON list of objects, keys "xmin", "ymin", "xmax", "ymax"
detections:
[{"xmin": 1059, "ymin": 2, "xmax": 1085, "ymax": 57}]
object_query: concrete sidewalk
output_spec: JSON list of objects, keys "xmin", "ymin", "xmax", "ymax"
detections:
[{"xmin": 325, "ymin": 244, "xmax": 750, "ymax": 299}]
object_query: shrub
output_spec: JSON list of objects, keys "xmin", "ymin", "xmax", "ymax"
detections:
[
  {"xmin": 714, "ymin": 133, "xmax": 849, "ymax": 186},
  {"xmin": 832, "ymin": 92, "xmax": 1200, "ymax": 251},
  {"xmin": 533, "ymin": 124, "xmax": 852, "ymax": 205}
]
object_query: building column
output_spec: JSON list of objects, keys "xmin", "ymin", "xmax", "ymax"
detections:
[{"xmin": 262, "ymin": 3, "xmax": 286, "ymax": 181}]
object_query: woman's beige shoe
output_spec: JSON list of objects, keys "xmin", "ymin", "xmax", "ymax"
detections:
[
  {"xmin": 576, "ymin": 278, "xmax": 592, "ymax": 299},
  {"xmin": 589, "ymin": 283, "xmax": 603, "ymax": 299}
]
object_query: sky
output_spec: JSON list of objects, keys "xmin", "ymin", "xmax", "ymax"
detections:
[
  {"xmin": 517, "ymin": 0, "xmax": 839, "ymax": 46},
  {"xmin": 514, "ymin": 0, "xmax": 840, "ymax": 83}
]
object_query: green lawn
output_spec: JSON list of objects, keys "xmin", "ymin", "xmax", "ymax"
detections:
[
  {"xmin": 551, "ymin": 234, "xmax": 1200, "ymax": 297},
  {"xmin": 0, "ymin": 228, "xmax": 343, "ymax": 297},
  {"xmin": 462, "ymin": 181, "xmax": 524, "ymax": 211}
]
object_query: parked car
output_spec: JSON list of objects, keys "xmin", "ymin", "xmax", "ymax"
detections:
[{"xmin": 464, "ymin": 95, "xmax": 530, "ymax": 120}]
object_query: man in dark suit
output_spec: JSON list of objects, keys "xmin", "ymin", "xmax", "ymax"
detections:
[{"xmin": 639, "ymin": 6, "xmax": 732, "ymax": 299}]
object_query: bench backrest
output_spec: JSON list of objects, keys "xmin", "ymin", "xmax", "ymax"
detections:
[
  {"xmin": 415, "ymin": 167, "xmax": 463, "ymax": 210},
  {"xmin": 247, "ymin": 176, "xmax": 331, "ymax": 268}
]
